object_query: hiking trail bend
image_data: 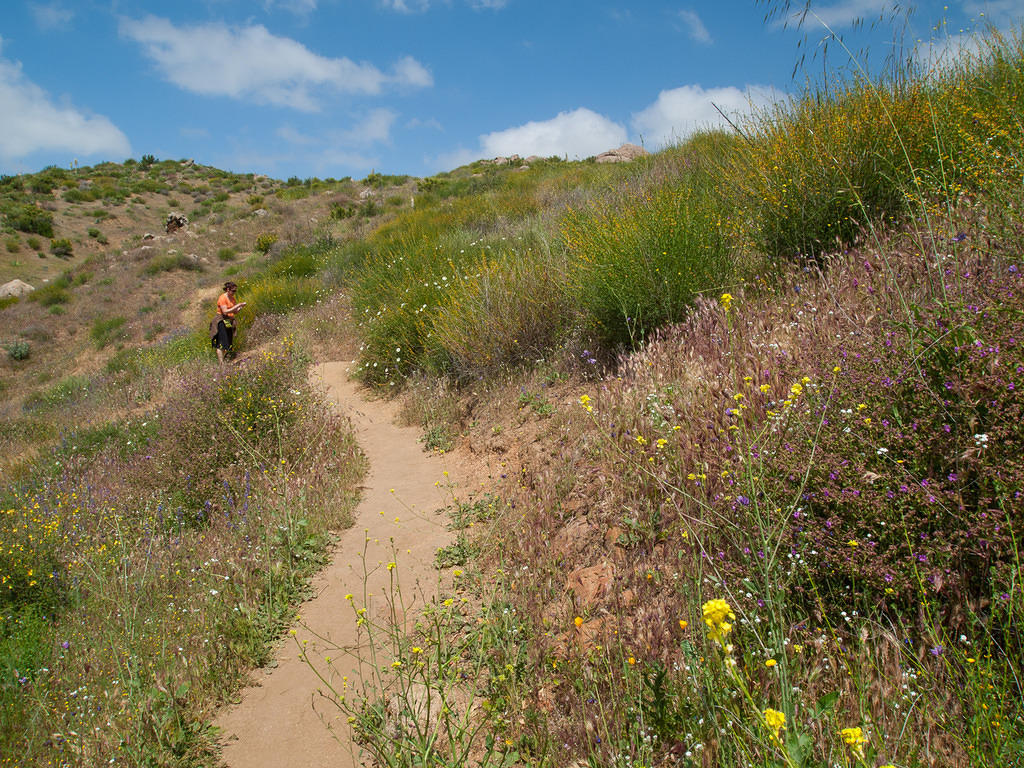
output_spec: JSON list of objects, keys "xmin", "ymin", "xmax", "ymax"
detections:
[{"xmin": 216, "ymin": 361, "xmax": 476, "ymax": 768}]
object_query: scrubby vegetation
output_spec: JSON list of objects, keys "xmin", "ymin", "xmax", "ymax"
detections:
[
  {"xmin": 2, "ymin": 18, "xmax": 1023, "ymax": 768},
  {"xmin": 312, "ymin": 26, "xmax": 1024, "ymax": 768},
  {"xmin": 1, "ymin": 342, "xmax": 364, "ymax": 765}
]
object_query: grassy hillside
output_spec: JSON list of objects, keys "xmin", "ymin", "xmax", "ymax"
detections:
[{"xmin": 2, "ymin": 24, "xmax": 1024, "ymax": 768}]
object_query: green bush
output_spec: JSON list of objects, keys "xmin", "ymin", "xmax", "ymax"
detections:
[
  {"xmin": 1, "ymin": 204, "xmax": 54, "ymax": 238},
  {"xmin": 27, "ymin": 274, "xmax": 72, "ymax": 306},
  {"xmin": 90, "ymin": 316, "xmax": 127, "ymax": 349},
  {"xmin": 563, "ymin": 177, "xmax": 736, "ymax": 348},
  {"xmin": 49, "ymin": 239, "xmax": 73, "ymax": 258},
  {"xmin": 254, "ymin": 232, "xmax": 278, "ymax": 254},
  {"xmin": 26, "ymin": 237, "xmax": 41, "ymax": 251},
  {"xmin": 432, "ymin": 242, "xmax": 570, "ymax": 380},
  {"xmin": 87, "ymin": 227, "xmax": 101, "ymax": 238},
  {"xmin": 217, "ymin": 247, "xmax": 236, "ymax": 261},
  {"xmin": 141, "ymin": 253, "xmax": 203, "ymax": 275},
  {"xmin": 5, "ymin": 341, "xmax": 30, "ymax": 360},
  {"xmin": 5, "ymin": 237, "xmax": 20, "ymax": 253}
]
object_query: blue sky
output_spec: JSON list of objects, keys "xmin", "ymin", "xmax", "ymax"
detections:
[{"xmin": 0, "ymin": 1, "xmax": 1018, "ymax": 179}]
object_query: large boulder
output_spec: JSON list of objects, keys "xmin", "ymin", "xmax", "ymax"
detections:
[
  {"xmin": 595, "ymin": 143, "xmax": 650, "ymax": 163},
  {"xmin": 0, "ymin": 279, "xmax": 35, "ymax": 298}
]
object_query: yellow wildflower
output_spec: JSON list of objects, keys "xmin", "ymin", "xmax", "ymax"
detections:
[
  {"xmin": 840, "ymin": 726, "xmax": 867, "ymax": 759},
  {"xmin": 764, "ymin": 708, "xmax": 786, "ymax": 741},
  {"xmin": 720, "ymin": 293, "xmax": 733, "ymax": 312},
  {"xmin": 765, "ymin": 658, "xmax": 777, "ymax": 667},
  {"xmin": 702, "ymin": 598, "xmax": 736, "ymax": 645}
]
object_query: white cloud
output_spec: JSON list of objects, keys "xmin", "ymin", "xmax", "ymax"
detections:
[
  {"xmin": 915, "ymin": 32, "xmax": 984, "ymax": 73},
  {"xmin": 339, "ymin": 108, "xmax": 398, "ymax": 144},
  {"xmin": 791, "ymin": 0, "xmax": 896, "ymax": 29},
  {"xmin": 679, "ymin": 10, "xmax": 711, "ymax": 44},
  {"xmin": 631, "ymin": 84, "xmax": 777, "ymax": 149},
  {"xmin": 378, "ymin": 0, "xmax": 507, "ymax": 10},
  {"xmin": 379, "ymin": 0, "xmax": 430, "ymax": 11},
  {"xmin": 30, "ymin": 3, "xmax": 74, "ymax": 31},
  {"xmin": 479, "ymin": 108, "xmax": 628, "ymax": 159},
  {"xmin": 391, "ymin": 56, "xmax": 433, "ymax": 88},
  {"xmin": 264, "ymin": 0, "xmax": 319, "ymax": 14},
  {"xmin": 407, "ymin": 116, "xmax": 443, "ymax": 131},
  {"xmin": 961, "ymin": 0, "xmax": 1024, "ymax": 25},
  {"xmin": 119, "ymin": 16, "xmax": 432, "ymax": 111},
  {"xmin": 277, "ymin": 124, "xmax": 318, "ymax": 145},
  {"xmin": 0, "ymin": 47, "xmax": 130, "ymax": 163}
]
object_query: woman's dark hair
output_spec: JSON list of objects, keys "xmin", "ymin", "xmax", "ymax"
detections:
[{"xmin": 224, "ymin": 281, "xmax": 237, "ymax": 291}]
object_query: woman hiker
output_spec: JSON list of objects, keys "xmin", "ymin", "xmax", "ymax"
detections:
[{"xmin": 210, "ymin": 281, "xmax": 246, "ymax": 364}]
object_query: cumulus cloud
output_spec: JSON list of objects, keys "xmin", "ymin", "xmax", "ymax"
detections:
[
  {"xmin": 679, "ymin": 10, "xmax": 711, "ymax": 44},
  {"xmin": 119, "ymin": 16, "xmax": 432, "ymax": 111},
  {"xmin": 479, "ymin": 108, "xmax": 628, "ymax": 159},
  {"xmin": 31, "ymin": 2, "xmax": 74, "ymax": 30},
  {"xmin": 789, "ymin": 0, "xmax": 897, "ymax": 29},
  {"xmin": 0, "ymin": 47, "xmax": 130, "ymax": 163},
  {"xmin": 631, "ymin": 84, "xmax": 777, "ymax": 148}
]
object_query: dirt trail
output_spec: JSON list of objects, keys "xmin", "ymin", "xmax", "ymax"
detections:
[{"xmin": 216, "ymin": 361, "xmax": 471, "ymax": 768}]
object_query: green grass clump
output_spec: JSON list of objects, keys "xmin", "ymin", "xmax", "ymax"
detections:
[
  {"xmin": 141, "ymin": 253, "xmax": 203, "ymax": 275},
  {"xmin": 90, "ymin": 315, "xmax": 127, "ymax": 349},
  {"xmin": 432, "ymin": 238, "xmax": 569, "ymax": 380},
  {"xmin": 23, "ymin": 375, "xmax": 91, "ymax": 412},
  {"xmin": 26, "ymin": 273, "xmax": 72, "ymax": 306},
  {"xmin": 563, "ymin": 174, "xmax": 738, "ymax": 348}
]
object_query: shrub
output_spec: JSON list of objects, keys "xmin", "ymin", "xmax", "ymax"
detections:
[
  {"xmin": 254, "ymin": 232, "xmax": 278, "ymax": 254},
  {"xmin": 5, "ymin": 237, "xmax": 20, "ymax": 253},
  {"xmin": 25, "ymin": 237, "xmax": 41, "ymax": 251},
  {"xmin": 1, "ymin": 204, "xmax": 54, "ymax": 238},
  {"xmin": 90, "ymin": 316, "xmax": 127, "ymax": 349},
  {"xmin": 87, "ymin": 227, "xmax": 101, "ymax": 238},
  {"xmin": 431, "ymin": 244, "xmax": 570, "ymax": 380},
  {"xmin": 49, "ymin": 239, "xmax": 73, "ymax": 258},
  {"xmin": 563, "ymin": 175, "xmax": 737, "ymax": 349},
  {"xmin": 217, "ymin": 247, "xmax": 236, "ymax": 261},
  {"xmin": 27, "ymin": 275, "xmax": 71, "ymax": 306},
  {"xmin": 141, "ymin": 253, "xmax": 203, "ymax": 275},
  {"xmin": 330, "ymin": 202, "xmax": 355, "ymax": 219},
  {"xmin": 5, "ymin": 341, "xmax": 30, "ymax": 360}
]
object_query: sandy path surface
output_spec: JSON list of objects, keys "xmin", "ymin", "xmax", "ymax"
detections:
[{"xmin": 216, "ymin": 361, "xmax": 470, "ymax": 768}]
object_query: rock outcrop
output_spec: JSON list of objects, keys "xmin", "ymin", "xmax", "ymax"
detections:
[
  {"xmin": 595, "ymin": 143, "xmax": 650, "ymax": 163},
  {"xmin": 0, "ymin": 279, "xmax": 34, "ymax": 298}
]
